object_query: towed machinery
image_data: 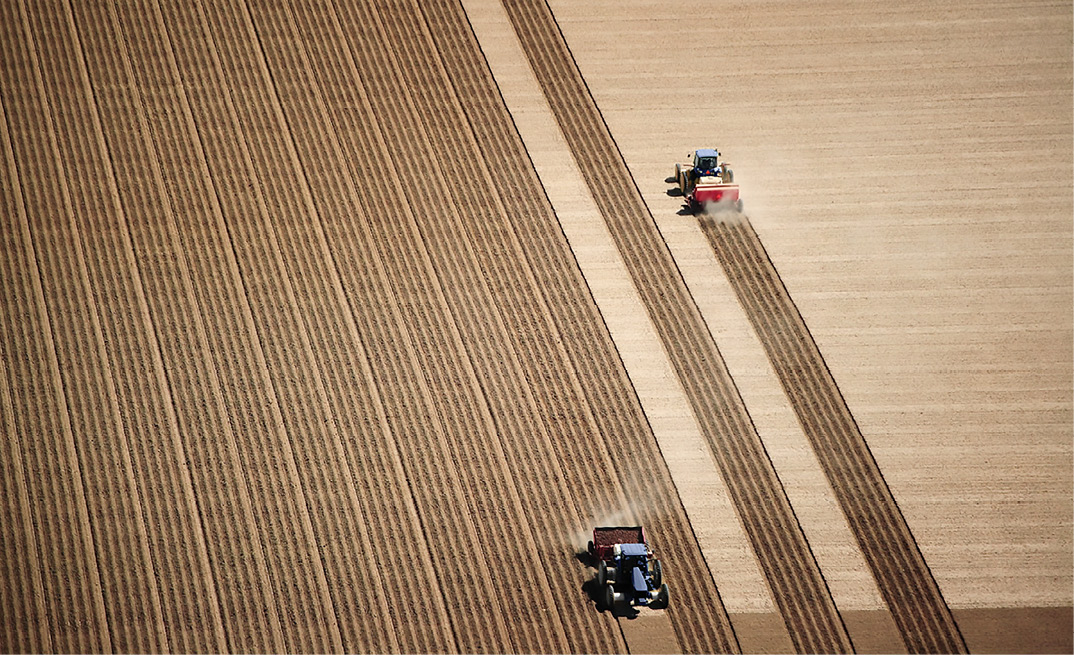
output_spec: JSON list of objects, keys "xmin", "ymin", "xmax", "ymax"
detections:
[
  {"xmin": 587, "ymin": 526, "xmax": 670, "ymax": 610},
  {"xmin": 671, "ymin": 147, "xmax": 742, "ymax": 212}
]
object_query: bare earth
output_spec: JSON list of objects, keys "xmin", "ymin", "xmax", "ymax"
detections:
[{"xmin": 0, "ymin": 0, "xmax": 1070, "ymax": 653}]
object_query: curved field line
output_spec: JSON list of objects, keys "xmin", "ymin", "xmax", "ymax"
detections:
[
  {"xmin": 702, "ymin": 217, "xmax": 967, "ymax": 653},
  {"xmin": 499, "ymin": 0, "xmax": 853, "ymax": 651}
]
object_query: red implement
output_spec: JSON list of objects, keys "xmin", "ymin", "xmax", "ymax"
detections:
[{"xmin": 588, "ymin": 526, "xmax": 646, "ymax": 562}]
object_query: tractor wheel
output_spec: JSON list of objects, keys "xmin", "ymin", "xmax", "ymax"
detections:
[
  {"xmin": 651, "ymin": 559, "xmax": 663, "ymax": 588},
  {"xmin": 651, "ymin": 583, "xmax": 670, "ymax": 610},
  {"xmin": 736, "ymin": 199, "xmax": 744, "ymax": 213},
  {"xmin": 601, "ymin": 584, "xmax": 615, "ymax": 611},
  {"xmin": 597, "ymin": 561, "xmax": 608, "ymax": 587},
  {"xmin": 725, "ymin": 167, "xmax": 734, "ymax": 182}
]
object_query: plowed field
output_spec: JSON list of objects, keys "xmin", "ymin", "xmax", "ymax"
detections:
[{"xmin": 1, "ymin": 0, "xmax": 1070, "ymax": 653}]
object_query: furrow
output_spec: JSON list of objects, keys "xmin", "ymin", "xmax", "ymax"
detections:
[
  {"xmin": 500, "ymin": 0, "xmax": 853, "ymax": 650},
  {"xmin": 70, "ymin": 1, "xmax": 290, "ymax": 650},
  {"xmin": 193, "ymin": 0, "xmax": 450, "ymax": 650},
  {"xmin": 712, "ymin": 221, "xmax": 923, "ymax": 643},
  {"xmin": 718, "ymin": 220, "xmax": 937, "ymax": 648},
  {"xmin": 367, "ymin": 1, "xmax": 622, "ymax": 650},
  {"xmin": 244, "ymin": 0, "xmax": 521, "ymax": 649},
  {"xmin": 0, "ymin": 10, "xmax": 112, "ymax": 652},
  {"xmin": 249, "ymin": 1, "xmax": 477, "ymax": 647},
  {"xmin": 423, "ymin": 1, "xmax": 738, "ymax": 651},
  {"xmin": 30, "ymin": 1, "xmax": 230, "ymax": 650},
  {"xmin": 152, "ymin": 0, "xmax": 408, "ymax": 649},
  {"xmin": 299, "ymin": 1, "xmax": 559, "ymax": 649},
  {"xmin": 0, "ymin": 97, "xmax": 54, "ymax": 655},
  {"xmin": 704, "ymin": 218, "xmax": 966, "ymax": 653},
  {"xmin": 13, "ymin": 3, "xmax": 178, "ymax": 650},
  {"xmin": 109, "ymin": 0, "xmax": 347, "ymax": 650}
]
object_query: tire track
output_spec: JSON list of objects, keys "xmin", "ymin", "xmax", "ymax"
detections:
[
  {"xmin": 417, "ymin": 1, "xmax": 739, "ymax": 651},
  {"xmin": 193, "ymin": 0, "xmax": 454, "ymax": 650},
  {"xmin": 702, "ymin": 217, "xmax": 967, "ymax": 653},
  {"xmin": 155, "ymin": 0, "xmax": 403, "ymax": 649},
  {"xmin": 0, "ymin": 12, "xmax": 112, "ymax": 652},
  {"xmin": 69, "ymin": 2, "xmax": 289, "ymax": 650},
  {"xmin": 499, "ymin": 0, "xmax": 853, "ymax": 651}
]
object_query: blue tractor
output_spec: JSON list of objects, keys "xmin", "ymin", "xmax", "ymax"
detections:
[{"xmin": 588, "ymin": 526, "xmax": 670, "ymax": 610}]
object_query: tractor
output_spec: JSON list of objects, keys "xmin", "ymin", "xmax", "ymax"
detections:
[
  {"xmin": 671, "ymin": 147, "xmax": 742, "ymax": 212},
  {"xmin": 587, "ymin": 526, "xmax": 669, "ymax": 610}
]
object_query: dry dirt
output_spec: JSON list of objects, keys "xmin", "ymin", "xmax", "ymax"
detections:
[{"xmin": 1, "ymin": 0, "xmax": 1070, "ymax": 653}]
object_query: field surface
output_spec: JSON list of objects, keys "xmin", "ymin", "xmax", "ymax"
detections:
[{"xmin": 1, "ymin": 0, "xmax": 1070, "ymax": 653}]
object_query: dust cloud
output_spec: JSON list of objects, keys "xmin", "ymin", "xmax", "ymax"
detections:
[
  {"xmin": 699, "ymin": 200, "xmax": 747, "ymax": 226},
  {"xmin": 564, "ymin": 498, "xmax": 657, "ymax": 552}
]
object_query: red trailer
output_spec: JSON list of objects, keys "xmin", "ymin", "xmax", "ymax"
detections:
[{"xmin": 588, "ymin": 526, "xmax": 646, "ymax": 562}]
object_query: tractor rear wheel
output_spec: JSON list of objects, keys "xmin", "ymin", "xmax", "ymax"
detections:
[
  {"xmin": 597, "ymin": 561, "xmax": 608, "ymax": 587},
  {"xmin": 602, "ymin": 584, "xmax": 615, "ymax": 611},
  {"xmin": 651, "ymin": 559, "xmax": 663, "ymax": 588}
]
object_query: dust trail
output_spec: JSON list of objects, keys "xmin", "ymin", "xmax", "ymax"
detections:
[
  {"xmin": 564, "ymin": 497, "xmax": 656, "ymax": 552},
  {"xmin": 699, "ymin": 200, "xmax": 747, "ymax": 225}
]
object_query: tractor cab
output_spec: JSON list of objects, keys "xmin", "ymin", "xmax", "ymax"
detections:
[
  {"xmin": 693, "ymin": 148, "xmax": 720, "ymax": 176},
  {"xmin": 617, "ymin": 544, "xmax": 653, "ymax": 597},
  {"xmin": 671, "ymin": 147, "xmax": 741, "ymax": 212}
]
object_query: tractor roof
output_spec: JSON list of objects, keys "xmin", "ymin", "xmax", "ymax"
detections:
[
  {"xmin": 620, "ymin": 543, "xmax": 648, "ymax": 557},
  {"xmin": 696, "ymin": 148, "xmax": 719, "ymax": 158}
]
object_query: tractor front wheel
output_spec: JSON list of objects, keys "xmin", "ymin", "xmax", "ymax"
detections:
[{"xmin": 651, "ymin": 583, "xmax": 670, "ymax": 610}]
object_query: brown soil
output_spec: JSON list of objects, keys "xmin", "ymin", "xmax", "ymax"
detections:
[{"xmin": 1, "ymin": 0, "xmax": 1069, "ymax": 653}]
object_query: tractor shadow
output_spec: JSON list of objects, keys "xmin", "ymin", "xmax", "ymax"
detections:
[
  {"xmin": 663, "ymin": 185, "xmax": 695, "ymax": 215},
  {"xmin": 575, "ymin": 549, "xmax": 641, "ymax": 619}
]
